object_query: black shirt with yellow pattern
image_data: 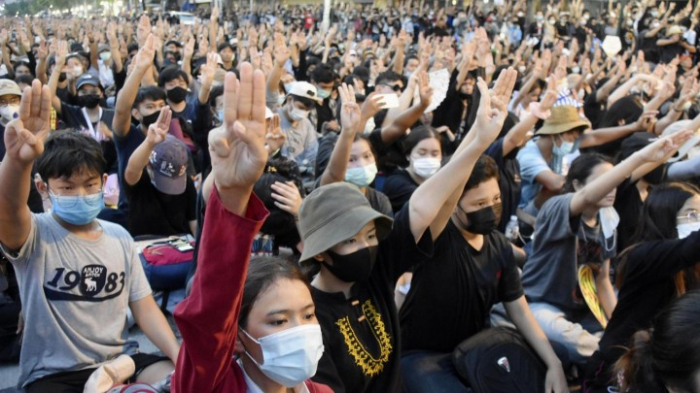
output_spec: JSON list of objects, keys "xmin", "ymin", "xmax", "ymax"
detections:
[{"xmin": 310, "ymin": 205, "xmax": 433, "ymax": 393}]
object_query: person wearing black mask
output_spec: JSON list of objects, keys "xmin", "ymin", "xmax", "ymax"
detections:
[
  {"xmin": 399, "ymin": 155, "xmax": 567, "ymax": 392},
  {"xmin": 103, "ymin": 35, "xmax": 169, "ymax": 228}
]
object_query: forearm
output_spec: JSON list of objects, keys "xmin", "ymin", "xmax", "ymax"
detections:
[
  {"xmin": 503, "ymin": 112, "xmax": 538, "ymax": 155},
  {"xmin": 266, "ymin": 63, "xmax": 284, "ymax": 98},
  {"xmin": 574, "ymin": 152, "xmax": 644, "ymax": 210},
  {"xmin": 36, "ymin": 58, "xmax": 48, "ymax": 84},
  {"xmin": 125, "ymin": 140, "xmax": 155, "ymax": 185},
  {"xmin": 198, "ymin": 80, "xmax": 213, "ymax": 105},
  {"xmin": 596, "ymin": 261, "xmax": 617, "ymax": 318},
  {"xmin": 596, "ymin": 73, "xmax": 622, "ymax": 102},
  {"xmin": 114, "ymin": 66, "xmax": 149, "ymax": 136},
  {"xmin": 654, "ymin": 108, "xmax": 682, "ymax": 135},
  {"xmin": 320, "ymin": 132, "xmax": 354, "ymax": 186},
  {"xmin": 182, "ymin": 55, "xmax": 192, "ymax": 77},
  {"xmin": 381, "ymin": 101, "xmax": 429, "ymax": 144},
  {"xmin": 48, "ymin": 66, "xmax": 63, "ymax": 114},
  {"xmin": 130, "ymin": 296, "xmax": 180, "ymax": 363},
  {"xmin": 608, "ymin": 77, "xmax": 640, "ymax": 106},
  {"xmin": 0, "ymin": 158, "xmax": 33, "ymax": 251},
  {"xmin": 382, "ymin": 80, "xmax": 416, "ymax": 127},
  {"xmin": 579, "ymin": 124, "xmax": 637, "ymax": 148},
  {"xmin": 505, "ymin": 298, "xmax": 562, "ymax": 369}
]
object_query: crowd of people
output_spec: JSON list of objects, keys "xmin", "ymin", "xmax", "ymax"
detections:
[{"xmin": 1, "ymin": 0, "xmax": 700, "ymax": 392}]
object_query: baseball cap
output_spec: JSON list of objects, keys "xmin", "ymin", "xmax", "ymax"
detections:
[
  {"xmin": 287, "ymin": 81, "xmax": 321, "ymax": 103},
  {"xmin": 76, "ymin": 74, "xmax": 103, "ymax": 91},
  {"xmin": 298, "ymin": 183, "xmax": 393, "ymax": 264},
  {"xmin": 0, "ymin": 79, "xmax": 22, "ymax": 97},
  {"xmin": 668, "ymin": 25, "xmax": 683, "ymax": 35},
  {"xmin": 536, "ymin": 105, "xmax": 590, "ymax": 135},
  {"xmin": 148, "ymin": 135, "xmax": 189, "ymax": 195}
]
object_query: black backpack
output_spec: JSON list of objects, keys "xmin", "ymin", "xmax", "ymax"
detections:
[{"xmin": 452, "ymin": 327, "xmax": 547, "ymax": 393}]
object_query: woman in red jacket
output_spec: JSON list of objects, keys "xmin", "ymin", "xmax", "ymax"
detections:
[{"xmin": 171, "ymin": 63, "xmax": 331, "ymax": 393}]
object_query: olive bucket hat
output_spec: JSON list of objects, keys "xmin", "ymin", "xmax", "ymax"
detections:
[{"xmin": 298, "ymin": 183, "xmax": 393, "ymax": 264}]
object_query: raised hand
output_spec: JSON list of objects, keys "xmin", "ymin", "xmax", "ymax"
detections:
[
  {"xmin": 208, "ymin": 63, "xmax": 268, "ymax": 191},
  {"xmin": 184, "ymin": 37, "xmax": 195, "ymax": 59},
  {"xmin": 55, "ymin": 40, "xmax": 68, "ymax": 67},
  {"xmin": 4, "ymin": 80, "xmax": 52, "ymax": 165},
  {"xmin": 634, "ymin": 110, "xmax": 658, "ymax": 132},
  {"xmin": 137, "ymin": 15, "xmax": 151, "ymax": 47},
  {"xmin": 146, "ymin": 106, "xmax": 171, "ymax": 145},
  {"xmin": 270, "ymin": 181, "xmax": 302, "ymax": 216},
  {"xmin": 265, "ymin": 114, "xmax": 286, "ymax": 153},
  {"xmin": 417, "ymin": 71, "xmax": 434, "ymax": 108},
  {"xmin": 473, "ymin": 68, "xmax": 517, "ymax": 146},
  {"xmin": 134, "ymin": 34, "xmax": 156, "ymax": 71},
  {"xmin": 338, "ymin": 83, "xmax": 362, "ymax": 133},
  {"xmin": 360, "ymin": 93, "xmax": 386, "ymax": 124},
  {"xmin": 273, "ymin": 33, "xmax": 290, "ymax": 66},
  {"xmin": 200, "ymin": 52, "xmax": 218, "ymax": 86},
  {"xmin": 638, "ymin": 130, "xmax": 693, "ymax": 162}
]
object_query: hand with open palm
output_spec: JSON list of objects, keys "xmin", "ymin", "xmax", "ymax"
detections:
[
  {"xmin": 473, "ymin": 68, "xmax": 517, "ymax": 148},
  {"xmin": 208, "ymin": 63, "xmax": 268, "ymax": 192},
  {"xmin": 146, "ymin": 107, "xmax": 172, "ymax": 146},
  {"xmin": 4, "ymin": 80, "xmax": 52, "ymax": 165}
]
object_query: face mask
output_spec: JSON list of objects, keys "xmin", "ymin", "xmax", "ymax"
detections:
[
  {"xmin": 599, "ymin": 206, "xmax": 619, "ymax": 239},
  {"xmin": 284, "ymin": 83, "xmax": 295, "ymax": 94},
  {"xmin": 571, "ymin": 66, "xmax": 581, "ymax": 74},
  {"xmin": 49, "ymin": 191, "xmax": 104, "ymax": 226},
  {"xmin": 677, "ymin": 222, "xmax": 700, "ymax": 239},
  {"xmin": 651, "ymin": 11, "xmax": 659, "ymax": 18},
  {"xmin": 241, "ymin": 324, "xmax": 324, "ymax": 388},
  {"xmin": 553, "ymin": 136, "xmax": 575, "ymax": 156},
  {"xmin": 316, "ymin": 88, "xmax": 331, "ymax": 99},
  {"xmin": 99, "ymin": 52, "xmax": 111, "ymax": 61},
  {"xmin": 0, "ymin": 104, "xmax": 19, "ymax": 122},
  {"xmin": 517, "ymin": 65, "xmax": 526, "ymax": 74},
  {"xmin": 288, "ymin": 106, "xmax": 310, "ymax": 122},
  {"xmin": 324, "ymin": 245, "xmax": 378, "ymax": 283},
  {"xmin": 277, "ymin": 95, "xmax": 286, "ymax": 106},
  {"xmin": 548, "ymin": 19, "xmax": 556, "ymax": 25},
  {"xmin": 651, "ymin": 21, "xmax": 660, "ymax": 29},
  {"xmin": 411, "ymin": 157, "xmax": 441, "ymax": 178},
  {"xmin": 364, "ymin": 116, "xmax": 376, "ymax": 134},
  {"xmin": 140, "ymin": 111, "xmax": 161, "ymax": 129},
  {"xmin": 404, "ymin": 70, "xmax": 413, "ymax": 79},
  {"xmin": 217, "ymin": 109, "xmax": 224, "ymax": 123},
  {"xmin": 77, "ymin": 94, "xmax": 101, "ymax": 109},
  {"xmin": 58, "ymin": 72, "xmax": 67, "ymax": 82},
  {"xmin": 167, "ymin": 86, "xmax": 188, "ymax": 104},
  {"xmin": 345, "ymin": 164, "xmax": 378, "ymax": 188},
  {"xmin": 457, "ymin": 203, "xmax": 502, "ymax": 234},
  {"xmin": 72, "ymin": 65, "xmax": 83, "ymax": 77}
]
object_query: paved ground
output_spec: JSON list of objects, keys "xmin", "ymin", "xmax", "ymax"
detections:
[{"xmin": 0, "ymin": 291, "xmax": 183, "ymax": 392}]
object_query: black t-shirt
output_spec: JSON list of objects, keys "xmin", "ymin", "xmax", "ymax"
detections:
[
  {"xmin": 311, "ymin": 206, "xmax": 434, "ymax": 393},
  {"xmin": 0, "ymin": 123, "xmax": 5, "ymax": 160},
  {"xmin": 486, "ymin": 139, "xmax": 521, "ymax": 233},
  {"xmin": 124, "ymin": 170, "xmax": 197, "ymax": 237},
  {"xmin": 314, "ymin": 131, "xmax": 338, "ymax": 179},
  {"xmin": 598, "ymin": 230, "xmax": 700, "ymax": 364},
  {"xmin": 659, "ymin": 40, "xmax": 684, "ymax": 64},
  {"xmin": 368, "ymin": 128, "xmax": 407, "ymax": 175},
  {"xmin": 400, "ymin": 220, "xmax": 523, "ymax": 353},
  {"xmin": 59, "ymin": 103, "xmax": 115, "ymax": 135},
  {"xmin": 583, "ymin": 90, "xmax": 606, "ymax": 129},
  {"xmin": 381, "ymin": 169, "xmax": 418, "ymax": 214}
]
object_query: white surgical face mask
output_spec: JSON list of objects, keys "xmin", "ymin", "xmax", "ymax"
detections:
[
  {"xmin": 599, "ymin": 206, "xmax": 619, "ymax": 239},
  {"xmin": 411, "ymin": 157, "xmax": 441, "ymax": 178},
  {"xmin": 72, "ymin": 65, "xmax": 83, "ymax": 77},
  {"xmin": 677, "ymin": 222, "xmax": 700, "ymax": 239},
  {"xmin": 288, "ymin": 104, "xmax": 310, "ymax": 122},
  {"xmin": 241, "ymin": 324, "xmax": 324, "ymax": 388},
  {"xmin": 517, "ymin": 65, "xmax": 526, "ymax": 74},
  {"xmin": 0, "ymin": 104, "xmax": 19, "ymax": 123},
  {"xmin": 364, "ymin": 116, "xmax": 376, "ymax": 134},
  {"xmin": 345, "ymin": 163, "xmax": 378, "ymax": 187},
  {"xmin": 99, "ymin": 52, "xmax": 111, "ymax": 61}
]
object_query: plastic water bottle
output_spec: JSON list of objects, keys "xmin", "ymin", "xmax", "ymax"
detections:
[{"xmin": 505, "ymin": 215, "xmax": 519, "ymax": 241}]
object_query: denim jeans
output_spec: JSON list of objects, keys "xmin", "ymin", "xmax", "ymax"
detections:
[{"xmin": 401, "ymin": 350, "xmax": 473, "ymax": 393}]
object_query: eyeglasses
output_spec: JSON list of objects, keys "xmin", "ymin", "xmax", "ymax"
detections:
[
  {"xmin": 677, "ymin": 210, "xmax": 700, "ymax": 223},
  {"xmin": 381, "ymin": 83, "xmax": 403, "ymax": 92},
  {"xmin": 0, "ymin": 97, "xmax": 20, "ymax": 107}
]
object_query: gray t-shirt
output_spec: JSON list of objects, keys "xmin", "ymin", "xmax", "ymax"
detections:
[
  {"xmin": 521, "ymin": 193, "xmax": 616, "ymax": 312},
  {"xmin": 277, "ymin": 108, "xmax": 319, "ymax": 169},
  {"xmin": 1, "ymin": 213, "xmax": 151, "ymax": 387}
]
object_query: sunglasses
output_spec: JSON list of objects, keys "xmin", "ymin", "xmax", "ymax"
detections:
[{"xmin": 381, "ymin": 83, "xmax": 403, "ymax": 92}]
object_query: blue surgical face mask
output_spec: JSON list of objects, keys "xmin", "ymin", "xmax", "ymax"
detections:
[
  {"xmin": 284, "ymin": 83, "xmax": 295, "ymax": 94},
  {"xmin": 317, "ymin": 88, "xmax": 331, "ymax": 99},
  {"xmin": 49, "ymin": 191, "xmax": 104, "ymax": 226},
  {"xmin": 217, "ymin": 109, "xmax": 224, "ymax": 122},
  {"xmin": 553, "ymin": 136, "xmax": 575, "ymax": 156},
  {"xmin": 344, "ymin": 164, "xmax": 378, "ymax": 187}
]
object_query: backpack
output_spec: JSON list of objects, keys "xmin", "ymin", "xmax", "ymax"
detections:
[
  {"xmin": 139, "ymin": 235, "xmax": 195, "ymax": 291},
  {"xmin": 452, "ymin": 327, "xmax": 547, "ymax": 393}
]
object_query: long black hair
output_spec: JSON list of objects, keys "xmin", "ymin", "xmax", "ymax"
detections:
[
  {"xmin": 615, "ymin": 290, "xmax": 700, "ymax": 393},
  {"xmin": 562, "ymin": 153, "xmax": 612, "ymax": 194}
]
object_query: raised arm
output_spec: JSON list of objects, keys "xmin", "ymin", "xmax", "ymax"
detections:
[
  {"xmin": 107, "ymin": 22, "xmax": 124, "ymax": 74},
  {"xmin": 266, "ymin": 33, "xmax": 291, "ymax": 102},
  {"xmin": 173, "ymin": 63, "xmax": 269, "ymax": 393},
  {"xmin": 0, "ymin": 80, "xmax": 52, "ymax": 251},
  {"xmin": 113, "ymin": 34, "xmax": 156, "ymax": 139},
  {"xmin": 570, "ymin": 131, "xmax": 693, "ymax": 216},
  {"xmin": 379, "ymin": 73, "xmax": 432, "ymax": 145},
  {"xmin": 48, "ymin": 41, "xmax": 68, "ymax": 116},
  {"xmin": 124, "ymin": 107, "xmax": 172, "ymax": 186},
  {"xmin": 198, "ymin": 53, "xmax": 218, "ymax": 105},
  {"xmin": 409, "ymin": 69, "xmax": 517, "ymax": 242},
  {"xmin": 578, "ymin": 111, "xmax": 657, "ymax": 148}
]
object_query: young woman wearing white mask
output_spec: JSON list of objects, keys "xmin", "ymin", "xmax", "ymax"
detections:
[
  {"xmin": 382, "ymin": 125, "xmax": 443, "ymax": 213},
  {"xmin": 172, "ymin": 64, "xmax": 331, "ymax": 393},
  {"xmin": 584, "ymin": 182, "xmax": 700, "ymax": 393},
  {"xmin": 319, "ymin": 83, "xmax": 393, "ymax": 216}
]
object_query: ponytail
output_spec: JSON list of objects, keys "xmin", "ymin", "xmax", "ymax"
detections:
[{"xmin": 614, "ymin": 330, "xmax": 660, "ymax": 392}]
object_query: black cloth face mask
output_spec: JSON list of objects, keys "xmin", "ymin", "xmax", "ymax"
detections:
[
  {"xmin": 167, "ymin": 86, "xmax": 188, "ymax": 104},
  {"xmin": 141, "ymin": 111, "xmax": 161, "ymax": 129},
  {"xmin": 323, "ymin": 246, "xmax": 379, "ymax": 283},
  {"xmin": 77, "ymin": 94, "xmax": 101, "ymax": 109},
  {"xmin": 456, "ymin": 203, "xmax": 502, "ymax": 234}
]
